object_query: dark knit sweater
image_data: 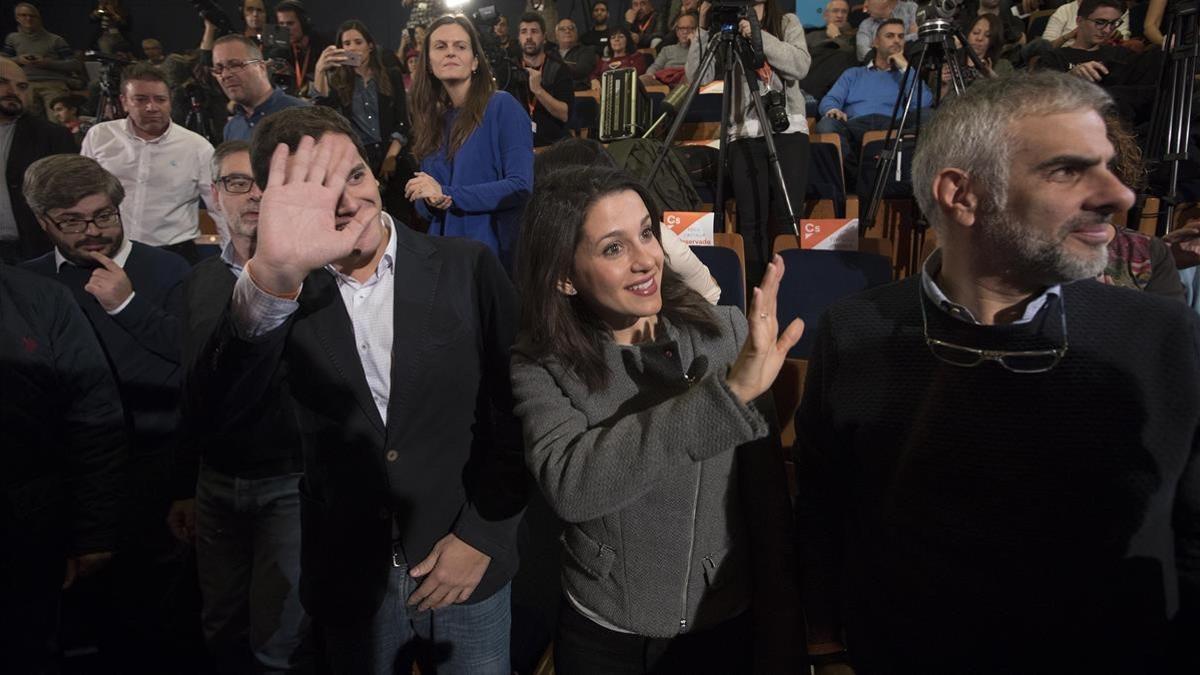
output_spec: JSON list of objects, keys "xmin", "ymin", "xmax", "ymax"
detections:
[
  {"xmin": 795, "ymin": 276, "xmax": 1200, "ymax": 674},
  {"xmin": 176, "ymin": 255, "xmax": 302, "ymax": 497},
  {"xmin": 22, "ymin": 242, "xmax": 188, "ymax": 456}
]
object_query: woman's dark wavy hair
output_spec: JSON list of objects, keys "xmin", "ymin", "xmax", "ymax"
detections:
[
  {"xmin": 607, "ymin": 26, "xmax": 634, "ymax": 55},
  {"xmin": 330, "ymin": 20, "xmax": 394, "ymax": 109},
  {"xmin": 968, "ymin": 13, "xmax": 1004, "ymax": 64},
  {"xmin": 516, "ymin": 165, "xmax": 721, "ymax": 391}
]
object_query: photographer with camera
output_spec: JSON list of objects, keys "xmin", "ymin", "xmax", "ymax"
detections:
[
  {"xmin": 688, "ymin": 0, "xmax": 812, "ymax": 287},
  {"xmin": 274, "ymin": 0, "xmax": 330, "ymax": 97},
  {"xmin": 312, "ymin": 20, "xmax": 413, "ymax": 201},
  {"xmin": 199, "ymin": 0, "xmax": 271, "ymax": 50}
]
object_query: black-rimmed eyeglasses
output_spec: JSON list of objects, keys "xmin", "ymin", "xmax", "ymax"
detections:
[
  {"xmin": 1083, "ymin": 17, "xmax": 1124, "ymax": 30},
  {"xmin": 44, "ymin": 209, "xmax": 122, "ymax": 235},
  {"xmin": 216, "ymin": 174, "xmax": 257, "ymax": 194},
  {"xmin": 919, "ymin": 285, "xmax": 1069, "ymax": 374},
  {"xmin": 211, "ymin": 59, "xmax": 264, "ymax": 76}
]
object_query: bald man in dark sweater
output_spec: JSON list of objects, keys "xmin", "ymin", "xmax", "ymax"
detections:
[{"xmin": 796, "ymin": 73, "xmax": 1200, "ymax": 674}]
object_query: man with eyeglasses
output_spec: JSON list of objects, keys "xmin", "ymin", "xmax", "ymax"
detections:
[
  {"xmin": 1041, "ymin": 0, "xmax": 1131, "ymax": 47},
  {"xmin": 19, "ymin": 153, "xmax": 197, "ymax": 666},
  {"xmin": 212, "ymin": 34, "xmax": 308, "ymax": 143},
  {"xmin": 80, "ymin": 63, "xmax": 214, "ymax": 264},
  {"xmin": 1038, "ymin": 0, "xmax": 1162, "ymax": 125},
  {"xmin": 555, "ymin": 18, "xmax": 598, "ymax": 92},
  {"xmin": 795, "ymin": 73, "xmax": 1200, "ymax": 674},
  {"xmin": 168, "ymin": 140, "xmax": 312, "ymax": 671}
]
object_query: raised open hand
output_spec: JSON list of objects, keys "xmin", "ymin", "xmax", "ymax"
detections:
[
  {"xmin": 726, "ymin": 254, "xmax": 804, "ymax": 405},
  {"xmin": 250, "ymin": 134, "xmax": 373, "ymax": 295}
]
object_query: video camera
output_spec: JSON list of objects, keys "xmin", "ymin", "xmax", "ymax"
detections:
[{"xmin": 470, "ymin": 5, "xmax": 524, "ymax": 90}]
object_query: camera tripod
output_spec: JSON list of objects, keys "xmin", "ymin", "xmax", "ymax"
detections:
[
  {"xmin": 645, "ymin": 11, "xmax": 799, "ymax": 238},
  {"xmin": 863, "ymin": 18, "xmax": 985, "ymax": 227},
  {"xmin": 1145, "ymin": 0, "xmax": 1198, "ymax": 233}
]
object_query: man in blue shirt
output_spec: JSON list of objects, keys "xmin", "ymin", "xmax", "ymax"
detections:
[
  {"xmin": 212, "ymin": 34, "xmax": 307, "ymax": 142},
  {"xmin": 856, "ymin": 0, "xmax": 919, "ymax": 61},
  {"xmin": 816, "ymin": 19, "xmax": 932, "ymax": 179}
]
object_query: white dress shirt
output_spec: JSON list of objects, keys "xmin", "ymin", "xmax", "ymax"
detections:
[
  {"xmin": 81, "ymin": 119, "xmax": 214, "ymax": 247},
  {"xmin": 232, "ymin": 215, "xmax": 398, "ymax": 423}
]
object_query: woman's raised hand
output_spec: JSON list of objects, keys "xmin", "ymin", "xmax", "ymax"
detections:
[{"xmin": 725, "ymin": 254, "xmax": 804, "ymax": 405}]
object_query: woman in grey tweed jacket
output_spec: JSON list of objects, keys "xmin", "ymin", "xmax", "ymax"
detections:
[{"xmin": 511, "ymin": 166, "xmax": 804, "ymax": 673}]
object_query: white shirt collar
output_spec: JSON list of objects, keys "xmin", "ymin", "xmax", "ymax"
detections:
[
  {"xmin": 327, "ymin": 212, "xmax": 397, "ymax": 285},
  {"xmin": 56, "ymin": 233, "xmax": 133, "ymax": 271},
  {"xmin": 921, "ymin": 248, "xmax": 1060, "ymax": 325}
]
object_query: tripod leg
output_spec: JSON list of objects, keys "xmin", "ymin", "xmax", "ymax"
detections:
[
  {"xmin": 737, "ymin": 56, "xmax": 801, "ymax": 236},
  {"xmin": 865, "ymin": 44, "xmax": 928, "ymax": 226},
  {"xmin": 645, "ymin": 37, "xmax": 722, "ymax": 185}
]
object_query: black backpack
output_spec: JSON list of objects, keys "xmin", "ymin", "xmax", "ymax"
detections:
[{"xmin": 606, "ymin": 138, "xmax": 704, "ymax": 213}]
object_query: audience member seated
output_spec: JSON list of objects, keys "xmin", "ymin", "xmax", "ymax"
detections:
[
  {"xmin": 22, "ymin": 153, "xmax": 194, "ymax": 667},
  {"xmin": 626, "ymin": 0, "xmax": 667, "ymax": 49},
  {"xmin": 797, "ymin": 72, "xmax": 1200, "ymax": 674},
  {"xmin": 313, "ymin": 20, "xmax": 411, "ymax": 178},
  {"xmin": 591, "ymin": 27, "xmax": 650, "ymax": 83},
  {"xmin": 0, "ymin": 56, "xmax": 74, "ymax": 264},
  {"xmin": 171, "ymin": 140, "xmax": 312, "ymax": 673},
  {"xmin": 1036, "ymin": 0, "xmax": 1161, "ymax": 125},
  {"xmin": 817, "ymin": 19, "xmax": 932, "ymax": 179},
  {"xmin": 801, "ymin": 0, "xmax": 860, "ymax": 102},
  {"xmin": 213, "ymin": 35, "xmax": 308, "ymax": 143},
  {"xmin": 1043, "ymin": 0, "xmax": 1132, "ymax": 45},
  {"xmin": 661, "ymin": 0, "xmax": 701, "ymax": 48},
  {"xmin": 81, "ymin": 63, "xmax": 214, "ymax": 263},
  {"xmin": 940, "ymin": 14, "xmax": 1013, "ymax": 97},
  {"xmin": 0, "ymin": 262, "xmax": 124, "ymax": 673},
  {"xmin": 956, "ymin": 0, "xmax": 1027, "ymax": 52},
  {"xmin": 856, "ymin": 0, "xmax": 919, "ymax": 62},
  {"xmin": 4, "ymin": 3, "xmax": 78, "ymax": 120},
  {"xmin": 407, "ymin": 15, "xmax": 533, "ymax": 273},
  {"xmin": 555, "ymin": 18, "xmax": 599, "ymax": 91},
  {"xmin": 581, "ymin": 1, "xmax": 613, "ymax": 51},
  {"xmin": 807, "ymin": 0, "xmax": 856, "ymax": 53},
  {"xmin": 644, "ymin": 11, "xmax": 697, "ymax": 86},
  {"xmin": 509, "ymin": 12, "xmax": 573, "ymax": 148}
]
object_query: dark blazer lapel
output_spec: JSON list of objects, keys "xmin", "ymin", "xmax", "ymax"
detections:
[
  {"xmin": 300, "ymin": 268, "xmax": 387, "ymax": 438},
  {"xmin": 384, "ymin": 225, "xmax": 441, "ymax": 445}
]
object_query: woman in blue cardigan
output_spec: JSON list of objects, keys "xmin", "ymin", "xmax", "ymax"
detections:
[{"xmin": 405, "ymin": 15, "xmax": 533, "ymax": 274}]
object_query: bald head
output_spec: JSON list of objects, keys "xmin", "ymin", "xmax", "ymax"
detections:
[{"xmin": 0, "ymin": 57, "xmax": 30, "ymax": 121}]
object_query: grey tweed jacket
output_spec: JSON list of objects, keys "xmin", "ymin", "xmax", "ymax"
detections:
[{"xmin": 511, "ymin": 306, "xmax": 800, "ymax": 666}]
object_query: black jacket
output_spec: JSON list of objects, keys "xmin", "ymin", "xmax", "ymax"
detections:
[
  {"xmin": 0, "ymin": 264, "xmax": 125, "ymax": 559},
  {"xmin": 315, "ymin": 67, "xmax": 411, "ymax": 152},
  {"xmin": 188, "ymin": 226, "xmax": 527, "ymax": 625},
  {"xmin": 4, "ymin": 114, "xmax": 76, "ymax": 260}
]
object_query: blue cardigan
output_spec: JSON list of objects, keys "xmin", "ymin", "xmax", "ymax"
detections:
[{"xmin": 416, "ymin": 91, "xmax": 533, "ymax": 274}]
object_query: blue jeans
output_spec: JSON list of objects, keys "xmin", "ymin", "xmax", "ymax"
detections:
[
  {"xmin": 195, "ymin": 465, "xmax": 312, "ymax": 673},
  {"xmin": 322, "ymin": 568, "xmax": 511, "ymax": 675}
]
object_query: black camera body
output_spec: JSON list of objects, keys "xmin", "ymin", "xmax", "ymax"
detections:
[
  {"xmin": 761, "ymin": 89, "xmax": 789, "ymax": 132},
  {"xmin": 472, "ymin": 5, "xmax": 523, "ymax": 90}
]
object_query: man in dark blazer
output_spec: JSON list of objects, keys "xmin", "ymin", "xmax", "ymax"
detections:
[
  {"xmin": 0, "ymin": 56, "xmax": 75, "ymax": 263},
  {"xmin": 20, "ymin": 154, "xmax": 196, "ymax": 667},
  {"xmin": 0, "ymin": 263, "xmax": 126, "ymax": 672},
  {"xmin": 188, "ymin": 106, "xmax": 526, "ymax": 674}
]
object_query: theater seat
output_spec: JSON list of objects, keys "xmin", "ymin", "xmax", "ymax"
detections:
[{"xmin": 775, "ymin": 248, "xmax": 893, "ymax": 358}]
